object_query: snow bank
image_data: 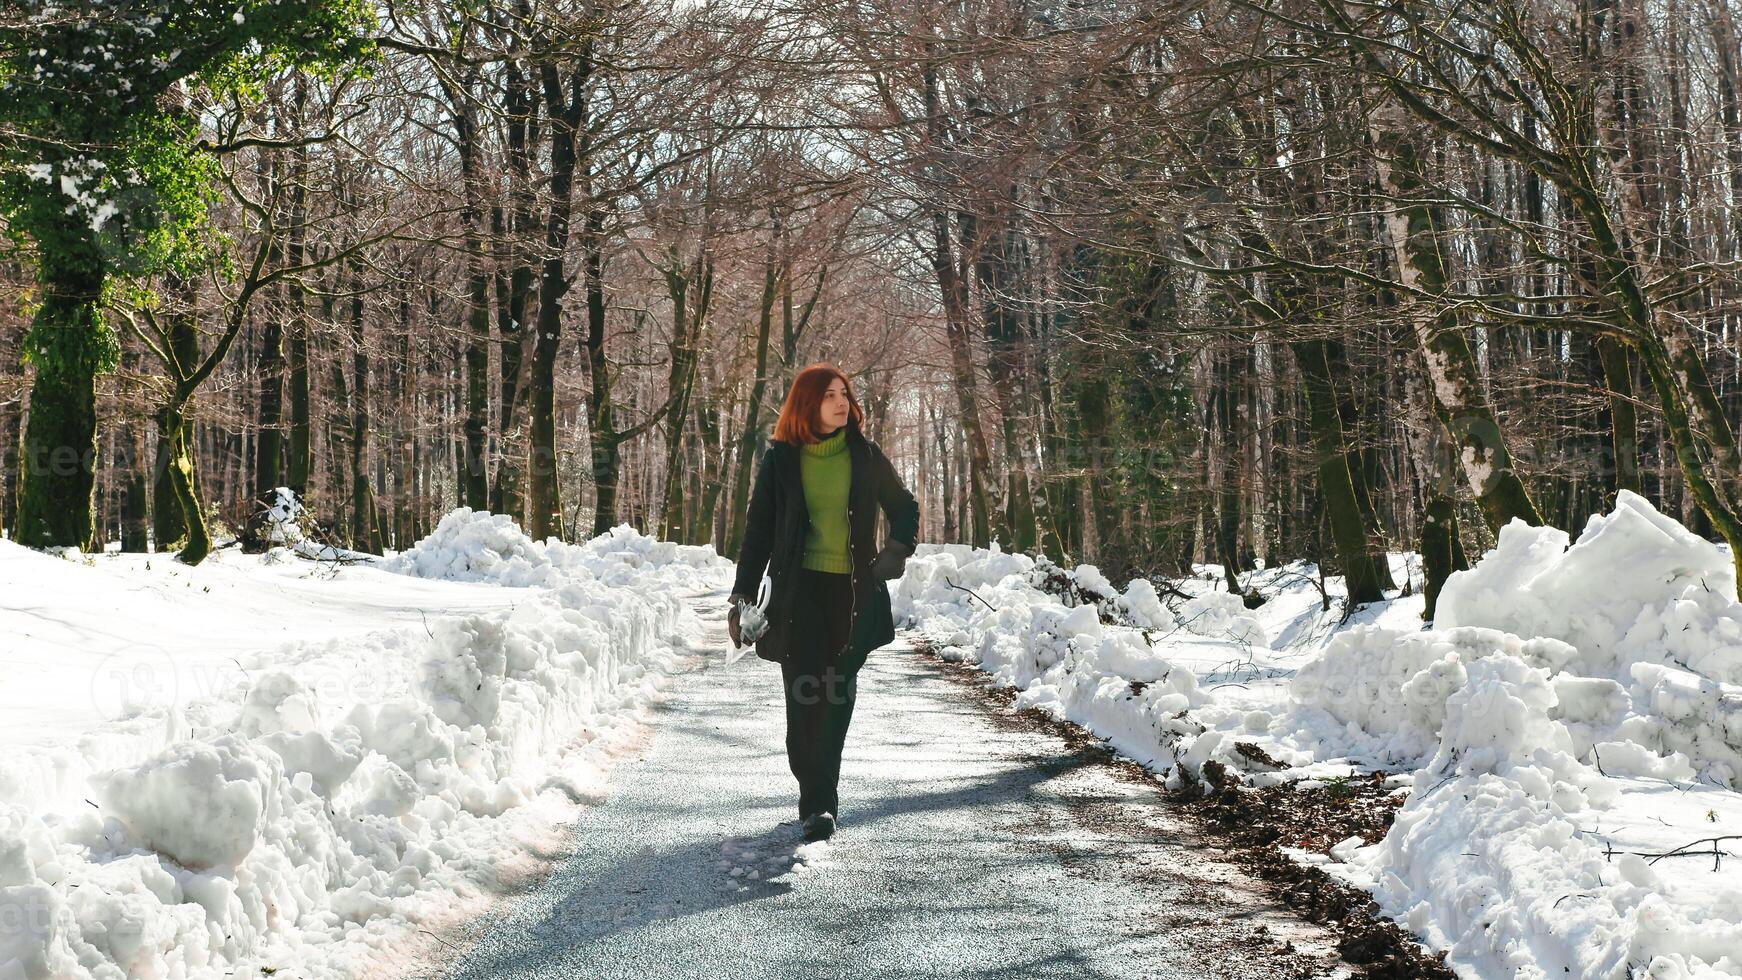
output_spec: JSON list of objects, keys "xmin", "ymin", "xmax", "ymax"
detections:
[
  {"xmin": 1284, "ymin": 494, "xmax": 1742, "ymax": 782},
  {"xmin": 894, "ymin": 544, "xmax": 1266, "ymax": 784},
  {"xmin": 386, "ymin": 508, "xmax": 572, "ymax": 587},
  {"xmin": 899, "ymin": 493, "xmax": 1742, "ymax": 979},
  {"xmin": 389, "ymin": 509, "xmax": 724, "ymax": 594},
  {"xmin": 1288, "ymin": 626, "xmax": 1579, "ymax": 768},
  {"xmin": 1343, "ymin": 656, "xmax": 1742, "ymax": 979},
  {"xmin": 1301, "ymin": 493, "xmax": 1742, "ymax": 979},
  {"xmin": 1437, "ymin": 490, "xmax": 1742, "ymax": 685},
  {"xmin": 0, "ymin": 515, "xmax": 728, "ymax": 980}
]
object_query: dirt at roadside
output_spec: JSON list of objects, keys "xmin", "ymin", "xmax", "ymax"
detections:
[{"xmin": 910, "ymin": 637, "xmax": 1457, "ymax": 980}]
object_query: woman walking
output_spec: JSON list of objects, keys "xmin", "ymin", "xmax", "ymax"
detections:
[{"xmin": 727, "ymin": 363, "xmax": 920, "ymax": 842}]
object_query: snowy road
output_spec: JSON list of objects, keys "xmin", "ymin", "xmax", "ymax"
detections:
[{"xmin": 423, "ymin": 585, "xmax": 1349, "ymax": 980}]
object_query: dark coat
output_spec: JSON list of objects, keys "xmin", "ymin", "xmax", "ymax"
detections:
[{"xmin": 731, "ymin": 418, "xmax": 920, "ymax": 671}]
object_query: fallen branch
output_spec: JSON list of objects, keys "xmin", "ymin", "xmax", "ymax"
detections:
[
  {"xmin": 292, "ymin": 549, "xmax": 374, "ymax": 565},
  {"xmin": 1640, "ymin": 835, "xmax": 1742, "ymax": 872},
  {"xmin": 944, "ymin": 576, "xmax": 998, "ymax": 612}
]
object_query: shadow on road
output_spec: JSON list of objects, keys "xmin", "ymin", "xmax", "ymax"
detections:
[{"xmin": 448, "ymin": 754, "xmax": 1086, "ymax": 978}]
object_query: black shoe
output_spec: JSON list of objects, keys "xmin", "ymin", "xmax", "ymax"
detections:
[{"xmin": 801, "ymin": 811, "xmax": 836, "ymax": 842}]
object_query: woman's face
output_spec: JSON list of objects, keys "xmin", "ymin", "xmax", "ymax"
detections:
[{"xmin": 819, "ymin": 379, "xmax": 851, "ymax": 432}]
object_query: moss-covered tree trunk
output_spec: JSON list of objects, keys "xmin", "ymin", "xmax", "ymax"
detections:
[
  {"xmin": 150, "ymin": 288, "xmax": 200, "ymax": 550},
  {"xmin": 16, "ymin": 270, "xmax": 109, "ymax": 550},
  {"xmin": 155, "ymin": 402, "xmax": 211, "ymax": 565},
  {"xmin": 1373, "ymin": 126, "xmax": 1542, "ymax": 535},
  {"xmin": 1419, "ymin": 492, "xmax": 1466, "ymax": 620},
  {"xmin": 1596, "ymin": 335, "xmax": 1642, "ymax": 497},
  {"xmin": 1292, "ymin": 339, "xmax": 1388, "ymax": 606}
]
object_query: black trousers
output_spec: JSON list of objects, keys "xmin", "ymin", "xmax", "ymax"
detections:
[{"xmin": 781, "ymin": 567, "xmax": 860, "ymax": 821}]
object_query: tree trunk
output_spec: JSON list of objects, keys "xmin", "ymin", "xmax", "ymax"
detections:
[
  {"xmin": 251, "ymin": 214, "xmax": 287, "ymax": 540},
  {"xmin": 585, "ymin": 209, "xmax": 625, "ymax": 540},
  {"xmin": 977, "ymin": 198, "xmax": 1040, "ymax": 552},
  {"xmin": 1372, "ymin": 121, "xmax": 1544, "ymax": 533},
  {"xmin": 286, "ymin": 120, "xmax": 312, "ymax": 496},
  {"xmin": 528, "ymin": 55, "xmax": 591, "ymax": 541},
  {"xmin": 491, "ymin": 58, "xmax": 537, "ymax": 523},
  {"xmin": 151, "ymin": 281, "xmax": 200, "ymax": 550},
  {"xmin": 1419, "ymin": 492, "xmax": 1465, "ymax": 621},
  {"xmin": 445, "ymin": 74, "xmax": 493, "ymax": 512},
  {"xmin": 463, "ymin": 259, "xmax": 491, "ymax": 512},
  {"xmin": 16, "ymin": 267, "xmax": 108, "ymax": 550},
  {"xmin": 1211, "ymin": 344, "xmax": 1249, "ymax": 594},
  {"xmin": 349, "ymin": 268, "xmax": 384, "ymax": 553},
  {"xmin": 120, "ymin": 421, "xmax": 149, "ymax": 553},
  {"xmin": 725, "ymin": 247, "xmax": 779, "ymax": 557},
  {"xmin": 157, "ymin": 402, "xmax": 211, "ymax": 565},
  {"xmin": 1292, "ymin": 340, "xmax": 1388, "ymax": 606},
  {"xmin": 931, "ymin": 210, "xmax": 995, "ymax": 549},
  {"xmin": 1326, "ymin": 338, "xmax": 1399, "ymax": 589},
  {"xmin": 924, "ymin": 65, "xmax": 994, "ymax": 548},
  {"xmin": 0, "ymin": 379, "xmax": 18, "ymax": 541},
  {"xmin": 1596, "ymin": 335, "xmax": 1642, "ymax": 497},
  {"xmin": 658, "ymin": 247, "xmax": 710, "ymax": 542},
  {"xmin": 694, "ymin": 398, "xmax": 724, "ymax": 548}
]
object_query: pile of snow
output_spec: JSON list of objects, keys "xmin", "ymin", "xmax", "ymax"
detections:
[
  {"xmin": 1436, "ymin": 491, "xmax": 1742, "ymax": 685},
  {"xmin": 1288, "ymin": 626, "xmax": 1580, "ymax": 767},
  {"xmin": 1301, "ymin": 492, "xmax": 1742, "ymax": 978},
  {"xmin": 897, "ymin": 493, "xmax": 1742, "ymax": 978},
  {"xmin": 261, "ymin": 485, "xmax": 306, "ymax": 545},
  {"xmin": 894, "ymin": 543, "xmax": 1265, "ymax": 784},
  {"xmin": 0, "ymin": 514, "xmax": 728, "ymax": 979},
  {"xmin": 1176, "ymin": 590, "xmax": 1269, "ymax": 647},
  {"xmin": 387, "ymin": 508, "xmax": 573, "ymax": 588},
  {"xmin": 1337, "ymin": 653, "xmax": 1742, "ymax": 979},
  {"xmin": 390, "ymin": 509, "xmax": 726, "ymax": 593}
]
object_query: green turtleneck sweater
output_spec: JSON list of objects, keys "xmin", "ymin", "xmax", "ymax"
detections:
[{"xmin": 799, "ymin": 426, "xmax": 853, "ymax": 573}]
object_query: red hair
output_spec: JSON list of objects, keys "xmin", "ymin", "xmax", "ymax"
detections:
[{"xmin": 773, "ymin": 363, "xmax": 864, "ymax": 445}]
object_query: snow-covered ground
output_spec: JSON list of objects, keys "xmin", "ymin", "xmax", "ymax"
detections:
[
  {"xmin": 0, "ymin": 511, "xmax": 728, "ymax": 980},
  {"xmin": 894, "ymin": 490, "xmax": 1742, "ymax": 980},
  {"xmin": 9, "ymin": 490, "xmax": 1741, "ymax": 980}
]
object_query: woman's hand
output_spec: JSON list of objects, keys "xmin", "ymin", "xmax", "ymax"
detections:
[
  {"xmin": 727, "ymin": 595, "xmax": 746, "ymax": 647},
  {"xmin": 871, "ymin": 540, "xmax": 913, "ymax": 580}
]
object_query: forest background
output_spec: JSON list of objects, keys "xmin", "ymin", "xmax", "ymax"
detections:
[{"xmin": 4, "ymin": 0, "xmax": 1739, "ymax": 615}]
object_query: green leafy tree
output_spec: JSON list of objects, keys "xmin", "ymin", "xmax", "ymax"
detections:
[{"xmin": 0, "ymin": 0, "xmax": 370, "ymax": 549}]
